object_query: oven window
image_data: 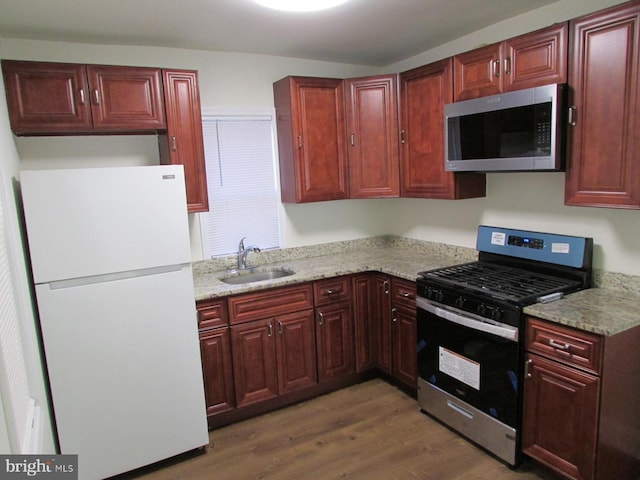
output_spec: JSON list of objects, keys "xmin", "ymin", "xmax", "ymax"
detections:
[{"xmin": 417, "ymin": 309, "xmax": 521, "ymax": 428}]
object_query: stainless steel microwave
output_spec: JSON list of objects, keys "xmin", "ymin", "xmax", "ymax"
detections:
[{"xmin": 445, "ymin": 84, "xmax": 566, "ymax": 172}]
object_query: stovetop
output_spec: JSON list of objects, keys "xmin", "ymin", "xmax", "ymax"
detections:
[{"xmin": 418, "ymin": 261, "xmax": 583, "ymax": 305}]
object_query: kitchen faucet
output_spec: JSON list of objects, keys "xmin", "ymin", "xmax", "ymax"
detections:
[{"xmin": 237, "ymin": 237, "xmax": 261, "ymax": 270}]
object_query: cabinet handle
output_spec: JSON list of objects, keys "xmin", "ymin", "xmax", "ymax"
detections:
[
  {"xmin": 548, "ymin": 339, "xmax": 571, "ymax": 351},
  {"xmin": 171, "ymin": 136, "xmax": 177, "ymax": 151},
  {"xmin": 568, "ymin": 106, "xmax": 577, "ymax": 126},
  {"xmin": 504, "ymin": 57, "xmax": 511, "ymax": 75},
  {"xmin": 92, "ymin": 89, "xmax": 100, "ymax": 105},
  {"xmin": 493, "ymin": 59, "xmax": 501, "ymax": 77},
  {"xmin": 326, "ymin": 288, "xmax": 342, "ymax": 295},
  {"xmin": 297, "ymin": 135, "xmax": 302, "ymax": 148},
  {"xmin": 524, "ymin": 358, "xmax": 533, "ymax": 379},
  {"xmin": 383, "ymin": 280, "xmax": 389, "ymax": 295},
  {"xmin": 391, "ymin": 307, "xmax": 397, "ymax": 322},
  {"xmin": 78, "ymin": 88, "xmax": 86, "ymax": 105},
  {"xmin": 278, "ymin": 321, "xmax": 283, "ymax": 335},
  {"xmin": 350, "ymin": 133, "xmax": 355, "ymax": 146},
  {"xmin": 400, "ymin": 129, "xmax": 406, "ymax": 144},
  {"xmin": 401, "ymin": 292, "xmax": 411, "ymax": 298},
  {"xmin": 318, "ymin": 312, "xmax": 324, "ymax": 326},
  {"xmin": 267, "ymin": 323, "xmax": 273, "ymax": 337}
]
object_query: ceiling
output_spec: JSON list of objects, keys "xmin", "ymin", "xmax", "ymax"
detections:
[{"xmin": 0, "ymin": 0, "xmax": 561, "ymax": 66}]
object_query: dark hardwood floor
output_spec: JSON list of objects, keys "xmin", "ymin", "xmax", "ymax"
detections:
[{"xmin": 131, "ymin": 379, "xmax": 559, "ymax": 480}]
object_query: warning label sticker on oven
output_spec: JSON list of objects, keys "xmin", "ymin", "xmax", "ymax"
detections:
[
  {"xmin": 491, "ymin": 231, "xmax": 506, "ymax": 246},
  {"xmin": 439, "ymin": 347, "xmax": 480, "ymax": 390}
]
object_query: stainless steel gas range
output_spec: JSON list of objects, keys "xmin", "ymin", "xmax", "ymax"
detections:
[{"xmin": 416, "ymin": 226, "xmax": 593, "ymax": 466}]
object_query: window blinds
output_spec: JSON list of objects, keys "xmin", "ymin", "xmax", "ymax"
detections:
[{"xmin": 200, "ymin": 116, "xmax": 281, "ymax": 257}]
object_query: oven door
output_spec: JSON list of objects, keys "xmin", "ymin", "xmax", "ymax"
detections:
[{"xmin": 416, "ymin": 296, "xmax": 522, "ymax": 465}]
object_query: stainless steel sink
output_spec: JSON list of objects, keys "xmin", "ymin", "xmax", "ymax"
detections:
[{"xmin": 219, "ymin": 267, "xmax": 295, "ymax": 284}]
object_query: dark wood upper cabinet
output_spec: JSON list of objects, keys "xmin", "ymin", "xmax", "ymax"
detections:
[
  {"xmin": 273, "ymin": 76, "xmax": 349, "ymax": 203},
  {"xmin": 454, "ymin": 22, "xmax": 568, "ymax": 101},
  {"xmin": 565, "ymin": 1, "xmax": 640, "ymax": 209},
  {"xmin": 2, "ymin": 60, "xmax": 165, "ymax": 134},
  {"xmin": 345, "ymin": 74, "xmax": 400, "ymax": 198},
  {"xmin": 399, "ymin": 58, "xmax": 486, "ymax": 199},
  {"xmin": 159, "ymin": 69, "xmax": 209, "ymax": 213},
  {"xmin": 85, "ymin": 65, "xmax": 165, "ymax": 131},
  {"xmin": 2, "ymin": 61, "xmax": 92, "ymax": 133}
]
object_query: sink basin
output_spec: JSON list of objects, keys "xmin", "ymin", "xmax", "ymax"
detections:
[{"xmin": 219, "ymin": 267, "xmax": 295, "ymax": 285}]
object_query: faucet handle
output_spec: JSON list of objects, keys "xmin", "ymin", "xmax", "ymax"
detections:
[{"xmin": 239, "ymin": 237, "xmax": 246, "ymax": 251}]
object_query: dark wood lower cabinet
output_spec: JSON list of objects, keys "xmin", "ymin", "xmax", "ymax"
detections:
[
  {"xmin": 231, "ymin": 309, "xmax": 317, "ymax": 408},
  {"xmin": 523, "ymin": 316, "xmax": 640, "ymax": 480},
  {"xmin": 200, "ymin": 274, "xmax": 417, "ymax": 428},
  {"xmin": 315, "ymin": 301, "xmax": 354, "ymax": 382},
  {"xmin": 523, "ymin": 353, "xmax": 599, "ymax": 480},
  {"xmin": 199, "ymin": 327, "xmax": 235, "ymax": 416}
]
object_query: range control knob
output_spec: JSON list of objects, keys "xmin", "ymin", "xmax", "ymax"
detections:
[
  {"xmin": 492, "ymin": 308, "xmax": 503, "ymax": 321},
  {"xmin": 435, "ymin": 290, "xmax": 444, "ymax": 302},
  {"xmin": 454, "ymin": 296, "xmax": 466, "ymax": 309},
  {"xmin": 476, "ymin": 303, "xmax": 487, "ymax": 316}
]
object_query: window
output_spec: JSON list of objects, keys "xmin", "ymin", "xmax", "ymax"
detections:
[{"xmin": 199, "ymin": 110, "xmax": 281, "ymax": 258}]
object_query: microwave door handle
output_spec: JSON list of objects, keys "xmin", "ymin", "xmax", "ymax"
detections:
[{"xmin": 418, "ymin": 298, "xmax": 518, "ymax": 341}]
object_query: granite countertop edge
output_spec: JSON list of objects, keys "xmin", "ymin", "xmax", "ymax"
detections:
[{"xmin": 192, "ymin": 236, "xmax": 640, "ymax": 337}]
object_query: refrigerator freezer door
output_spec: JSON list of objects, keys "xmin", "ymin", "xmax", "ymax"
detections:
[
  {"xmin": 35, "ymin": 265, "xmax": 208, "ymax": 480},
  {"xmin": 21, "ymin": 165, "xmax": 191, "ymax": 284}
]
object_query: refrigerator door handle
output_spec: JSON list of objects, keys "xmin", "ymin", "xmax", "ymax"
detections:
[{"xmin": 47, "ymin": 264, "xmax": 191, "ymax": 290}]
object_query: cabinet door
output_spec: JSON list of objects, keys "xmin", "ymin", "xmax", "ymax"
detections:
[
  {"xmin": 373, "ymin": 274, "xmax": 392, "ymax": 374},
  {"xmin": 315, "ymin": 301, "xmax": 354, "ymax": 382},
  {"xmin": 274, "ymin": 76, "xmax": 349, "ymax": 203},
  {"xmin": 523, "ymin": 353, "xmax": 599, "ymax": 480},
  {"xmin": 1, "ymin": 60, "xmax": 92, "ymax": 133},
  {"xmin": 199, "ymin": 328, "xmax": 235, "ymax": 416},
  {"xmin": 345, "ymin": 75, "xmax": 399, "ymax": 198},
  {"xmin": 160, "ymin": 69, "xmax": 209, "ymax": 213},
  {"xmin": 86, "ymin": 65, "xmax": 165, "ymax": 131},
  {"xmin": 352, "ymin": 273, "xmax": 376, "ymax": 372},
  {"xmin": 453, "ymin": 43, "xmax": 502, "ymax": 101},
  {"xmin": 565, "ymin": 2, "xmax": 640, "ymax": 208},
  {"xmin": 275, "ymin": 309, "xmax": 317, "ymax": 394},
  {"xmin": 504, "ymin": 23, "xmax": 568, "ymax": 92},
  {"xmin": 230, "ymin": 319, "xmax": 278, "ymax": 407},
  {"xmin": 400, "ymin": 59, "xmax": 486, "ymax": 199},
  {"xmin": 392, "ymin": 304, "xmax": 417, "ymax": 390}
]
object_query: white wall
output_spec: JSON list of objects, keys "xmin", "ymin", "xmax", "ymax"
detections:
[{"xmin": 0, "ymin": 39, "xmax": 56, "ymax": 453}]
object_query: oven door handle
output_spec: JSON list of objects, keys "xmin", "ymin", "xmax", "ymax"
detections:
[{"xmin": 417, "ymin": 298, "xmax": 519, "ymax": 342}]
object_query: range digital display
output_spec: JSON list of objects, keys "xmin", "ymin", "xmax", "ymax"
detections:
[{"xmin": 507, "ymin": 235, "xmax": 544, "ymax": 250}]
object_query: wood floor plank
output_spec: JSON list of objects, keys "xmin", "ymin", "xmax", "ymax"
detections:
[{"xmin": 131, "ymin": 379, "xmax": 559, "ymax": 480}]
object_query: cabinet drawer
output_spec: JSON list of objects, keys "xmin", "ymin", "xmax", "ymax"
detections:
[
  {"xmin": 314, "ymin": 276, "xmax": 352, "ymax": 306},
  {"xmin": 229, "ymin": 284, "xmax": 314, "ymax": 324},
  {"xmin": 197, "ymin": 299, "xmax": 228, "ymax": 330},
  {"xmin": 526, "ymin": 317, "xmax": 603, "ymax": 375},
  {"xmin": 391, "ymin": 278, "xmax": 416, "ymax": 309}
]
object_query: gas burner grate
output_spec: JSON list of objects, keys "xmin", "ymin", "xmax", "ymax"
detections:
[{"xmin": 422, "ymin": 262, "xmax": 581, "ymax": 302}]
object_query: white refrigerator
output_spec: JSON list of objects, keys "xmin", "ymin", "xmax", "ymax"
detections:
[{"xmin": 20, "ymin": 165, "xmax": 208, "ymax": 480}]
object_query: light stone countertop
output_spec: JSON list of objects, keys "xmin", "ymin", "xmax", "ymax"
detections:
[
  {"xmin": 192, "ymin": 236, "xmax": 640, "ymax": 337},
  {"xmin": 523, "ymin": 288, "xmax": 640, "ymax": 336}
]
